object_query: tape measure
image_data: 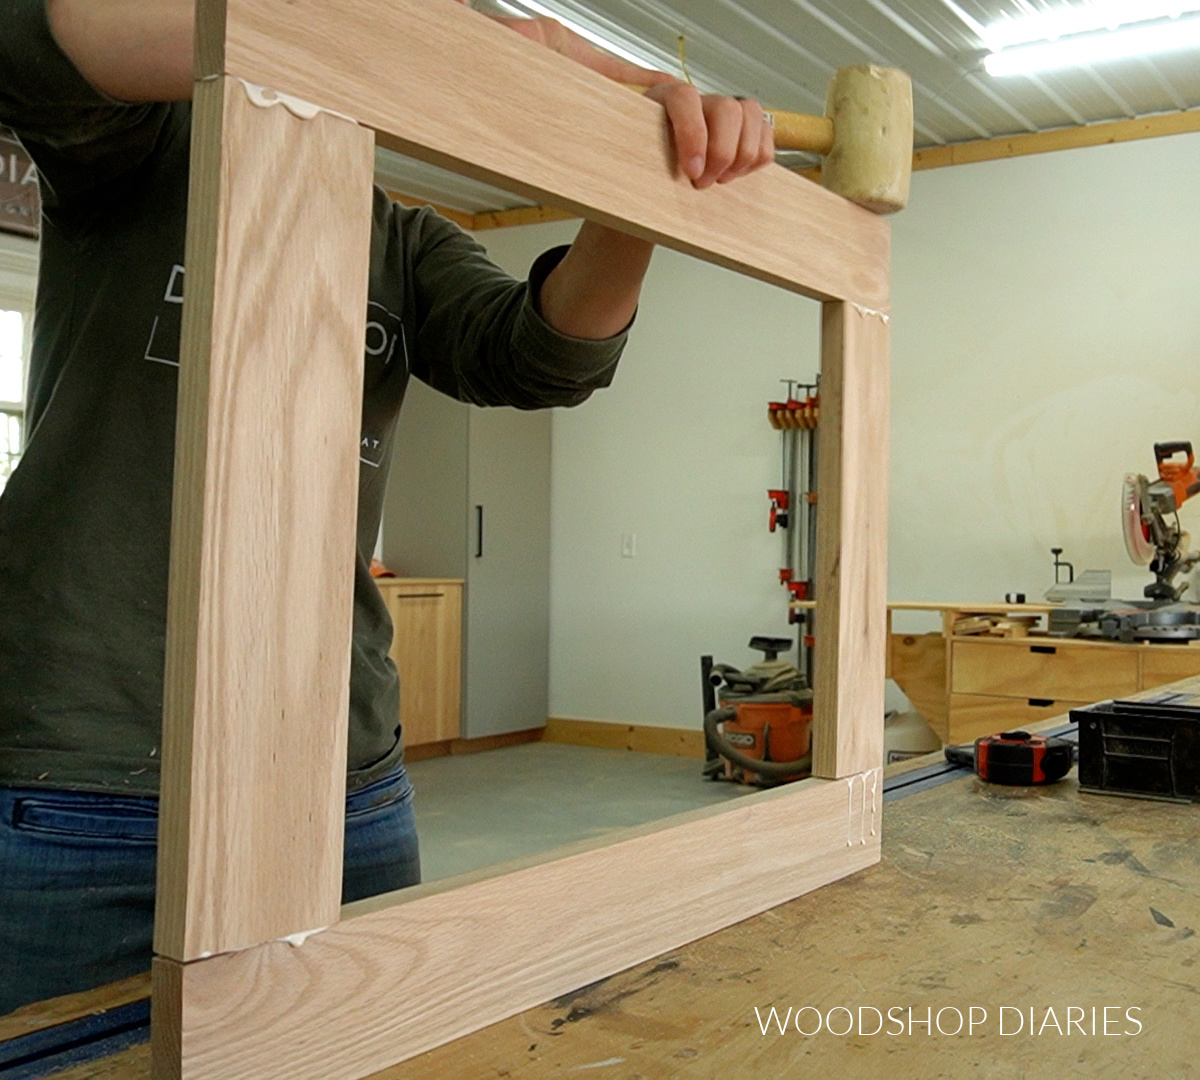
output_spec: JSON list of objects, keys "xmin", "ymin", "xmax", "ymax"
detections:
[{"xmin": 944, "ymin": 730, "xmax": 1074, "ymax": 786}]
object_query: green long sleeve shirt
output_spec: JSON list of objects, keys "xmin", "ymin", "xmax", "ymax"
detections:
[{"xmin": 0, "ymin": 0, "xmax": 627, "ymax": 794}]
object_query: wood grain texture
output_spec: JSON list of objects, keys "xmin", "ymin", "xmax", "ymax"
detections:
[
  {"xmin": 150, "ymin": 959, "xmax": 182, "ymax": 1080},
  {"xmin": 812, "ymin": 302, "xmax": 890, "ymax": 778},
  {"xmin": 165, "ymin": 772, "xmax": 881, "ymax": 1080},
  {"xmin": 155, "ymin": 76, "xmax": 375, "ymax": 961},
  {"xmin": 44, "ymin": 731, "xmax": 1200, "ymax": 1079},
  {"xmin": 196, "ymin": 0, "xmax": 889, "ymax": 308}
]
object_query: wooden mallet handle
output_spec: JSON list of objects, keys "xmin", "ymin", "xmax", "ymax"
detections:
[{"xmin": 764, "ymin": 110, "xmax": 834, "ymax": 155}]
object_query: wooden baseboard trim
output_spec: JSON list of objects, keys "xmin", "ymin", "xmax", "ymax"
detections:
[
  {"xmin": 543, "ymin": 717, "xmax": 705, "ymax": 759},
  {"xmin": 403, "ymin": 727, "xmax": 544, "ymax": 763}
]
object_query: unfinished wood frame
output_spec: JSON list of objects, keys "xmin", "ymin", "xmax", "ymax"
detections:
[{"xmin": 148, "ymin": 0, "xmax": 891, "ymax": 1076}]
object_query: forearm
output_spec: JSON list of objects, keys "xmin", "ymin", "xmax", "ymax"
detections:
[
  {"xmin": 538, "ymin": 223, "xmax": 653, "ymax": 340},
  {"xmin": 47, "ymin": 0, "xmax": 194, "ymax": 102}
]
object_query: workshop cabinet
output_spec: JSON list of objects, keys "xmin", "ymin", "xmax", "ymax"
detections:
[
  {"xmin": 381, "ymin": 378, "xmax": 551, "ymax": 739},
  {"xmin": 376, "ymin": 579, "xmax": 462, "ymax": 747},
  {"xmin": 946, "ymin": 694, "xmax": 1087, "ymax": 742},
  {"xmin": 1141, "ymin": 647, "xmax": 1200, "ymax": 689},
  {"xmin": 888, "ymin": 604, "xmax": 1200, "ymax": 745},
  {"xmin": 951, "ymin": 639, "xmax": 1140, "ymax": 702}
]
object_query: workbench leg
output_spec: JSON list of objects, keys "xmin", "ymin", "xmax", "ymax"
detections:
[
  {"xmin": 812, "ymin": 301, "xmax": 890, "ymax": 778},
  {"xmin": 152, "ymin": 72, "xmax": 374, "ymax": 977}
]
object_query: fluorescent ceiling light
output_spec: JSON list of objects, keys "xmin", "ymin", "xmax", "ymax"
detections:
[
  {"xmin": 985, "ymin": 12, "xmax": 1200, "ymax": 75},
  {"xmin": 503, "ymin": 0, "xmax": 661, "ymax": 71},
  {"xmin": 985, "ymin": 2, "xmax": 1200, "ymax": 51}
]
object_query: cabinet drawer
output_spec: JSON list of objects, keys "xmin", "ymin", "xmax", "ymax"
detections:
[
  {"xmin": 1140, "ymin": 647, "xmax": 1200, "ymax": 691},
  {"xmin": 951, "ymin": 640, "xmax": 1138, "ymax": 702},
  {"xmin": 948, "ymin": 694, "xmax": 1084, "ymax": 745}
]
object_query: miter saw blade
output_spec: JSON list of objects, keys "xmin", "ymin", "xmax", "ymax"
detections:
[{"xmin": 1123, "ymin": 473, "xmax": 1156, "ymax": 566}]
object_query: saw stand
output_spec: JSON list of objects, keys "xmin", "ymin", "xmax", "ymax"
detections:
[{"xmin": 767, "ymin": 378, "xmax": 820, "ymax": 682}]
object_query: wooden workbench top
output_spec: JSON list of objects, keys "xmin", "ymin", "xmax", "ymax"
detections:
[{"xmin": 30, "ymin": 745, "xmax": 1197, "ymax": 1079}]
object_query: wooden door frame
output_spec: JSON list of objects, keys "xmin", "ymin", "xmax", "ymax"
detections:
[{"xmin": 143, "ymin": 0, "xmax": 892, "ymax": 1076}]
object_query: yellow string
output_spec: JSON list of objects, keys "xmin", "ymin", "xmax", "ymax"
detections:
[{"xmin": 677, "ymin": 34, "xmax": 694, "ymax": 86}]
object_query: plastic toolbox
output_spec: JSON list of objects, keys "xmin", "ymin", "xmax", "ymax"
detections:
[{"xmin": 1070, "ymin": 693, "xmax": 1200, "ymax": 803}]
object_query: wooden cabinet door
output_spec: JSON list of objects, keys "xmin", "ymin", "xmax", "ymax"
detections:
[{"xmin": 384, "ymin": 583, "xmax": 462, "ymax": 747}]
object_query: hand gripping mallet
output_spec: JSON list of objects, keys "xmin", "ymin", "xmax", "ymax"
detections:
[{"xmin": 637, "ymin": 65, "xmax": 914, "ymax": 214}]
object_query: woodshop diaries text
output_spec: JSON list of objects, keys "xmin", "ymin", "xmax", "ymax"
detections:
[{"xmin": 753, "ymin": 1005, "xmax": 1143, "ymax": 1036}]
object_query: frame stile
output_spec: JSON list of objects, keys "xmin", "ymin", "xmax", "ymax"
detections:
[
  {"xmin": 153, "ymin": 73, "xmax": 375, "ymax": 964},
  {"xmin": 812, "ymin": 301, "xmax": 891, "ymax": 778}
]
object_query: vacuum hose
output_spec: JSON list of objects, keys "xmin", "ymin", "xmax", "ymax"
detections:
[{"xmin": 703, "ymin": 706, "xmax": 812, "ymax": 779}]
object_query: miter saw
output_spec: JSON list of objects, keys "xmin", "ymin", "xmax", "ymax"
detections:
[
  {"xmin": 1121, "ymin": 441, "xmax": 1200, "ymax": 602},
  {"xmin": 1050, "ymin": 442, "xmax": 1200, "ymax": 641}
]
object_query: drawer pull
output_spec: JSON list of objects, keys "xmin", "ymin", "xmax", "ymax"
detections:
[
  {"xmin": 1030, "ymin": 645, "xmax": 1057, "ymax": 655},
  {"xmin": 1028, "ymin": 698, "xmax": 1054, "ymax": 708},
  {"xmin": 394, "ymin": 592, "xmax": 444, "ymax": 599}
]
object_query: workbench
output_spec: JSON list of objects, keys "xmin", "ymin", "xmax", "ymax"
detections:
[
  {"xmin": 884, "ymin": 602, "xmax": 1200, "ymax": 745},
  {"xmin": 7, "ymin": 686, "xmax": 1196, "ymax": 1080}
]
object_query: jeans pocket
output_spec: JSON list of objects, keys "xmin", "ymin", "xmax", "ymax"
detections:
[
  {"xmin": 11, "ymin": 795, "xmax": 159, "ymax": 843},
  {"xmin": 345, "ymin": 766, "xmax": 414, "ymax": 820}
]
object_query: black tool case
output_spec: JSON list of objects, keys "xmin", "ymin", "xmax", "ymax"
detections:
[{"xmin": 1070, "ymin": 694, "xmax": 1200, "ymax": 802}]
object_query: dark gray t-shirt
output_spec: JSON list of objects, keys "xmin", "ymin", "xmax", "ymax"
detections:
[{"xmin": 0, "ymin": 0, "xmax": 625, "ymax": 793}]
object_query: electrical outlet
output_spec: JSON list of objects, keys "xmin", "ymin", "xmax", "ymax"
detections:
[{"xmin": 621, "ymin": 533, "xmax": 636, "ymax": 558}]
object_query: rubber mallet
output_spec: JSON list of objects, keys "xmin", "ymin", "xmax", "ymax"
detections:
[{"xmin": 767, "ymin": 65, "xmax": 913, "ymax": 214}]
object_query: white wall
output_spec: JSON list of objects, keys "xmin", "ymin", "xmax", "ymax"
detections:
[
  {"xmin": 890, "ymin": 131, "xmax": 1200, "ymax": 619},
  {"xmin": 479, "ymin": 129, "xmax": 1200, "ymax": 729},
  {"xmin": 480, "ymin": 222, "xmax": 817, "ymax": 728}
]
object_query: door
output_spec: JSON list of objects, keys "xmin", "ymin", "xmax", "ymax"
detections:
[{"xmin": 464, "ymin": 406, "xmax": 551, "ymax": 737}]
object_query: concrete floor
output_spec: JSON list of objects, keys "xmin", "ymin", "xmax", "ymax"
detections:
[{"xmin": 405, "ymin": 742, "xmax": 751, "ymax": 882}]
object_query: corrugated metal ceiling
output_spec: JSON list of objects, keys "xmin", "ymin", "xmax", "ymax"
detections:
[{"xmin": 376, "ymin": 1, "xmax": 1200, "ymax": 212}]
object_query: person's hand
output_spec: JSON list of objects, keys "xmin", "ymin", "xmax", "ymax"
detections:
[
  {"xmin": 642, "ymin": 82, "xmax": 775, "ymax": 189},
  {"xmin": 487, "ymin": 13, "xmax": 775, "ymax": 189}
]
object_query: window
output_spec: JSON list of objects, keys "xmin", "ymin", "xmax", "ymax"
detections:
[{"xmin": 0, "ymin": 306, "xmax": 26, "ymax": 493}]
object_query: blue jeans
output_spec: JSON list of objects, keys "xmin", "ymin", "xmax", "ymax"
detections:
[{"xmin": 0, "ymin": 765, "xmax": 420, "ymax": 1017}]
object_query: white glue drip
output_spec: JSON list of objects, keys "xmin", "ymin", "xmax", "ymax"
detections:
[
  {"xmin": 845, "ymin": 773, "xmax": 865, "ymax": 846},
  {"xmin": 869, "ymin": 769, "xmax": 879, "ymax": 837},
  {"xmin": 238, "ymin": 79, "xmax": 355, "ymax": 124},
  {"xmin": 280, "ymin": 925, "xmax": 327, "ymax": 948},
  {"xmin": 850, "ymin": 303, "xmax": 891, "ymax": 324},
  {"xmin": 861, "ymin": 774, "xmax": 869, "ymax": 845}
]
